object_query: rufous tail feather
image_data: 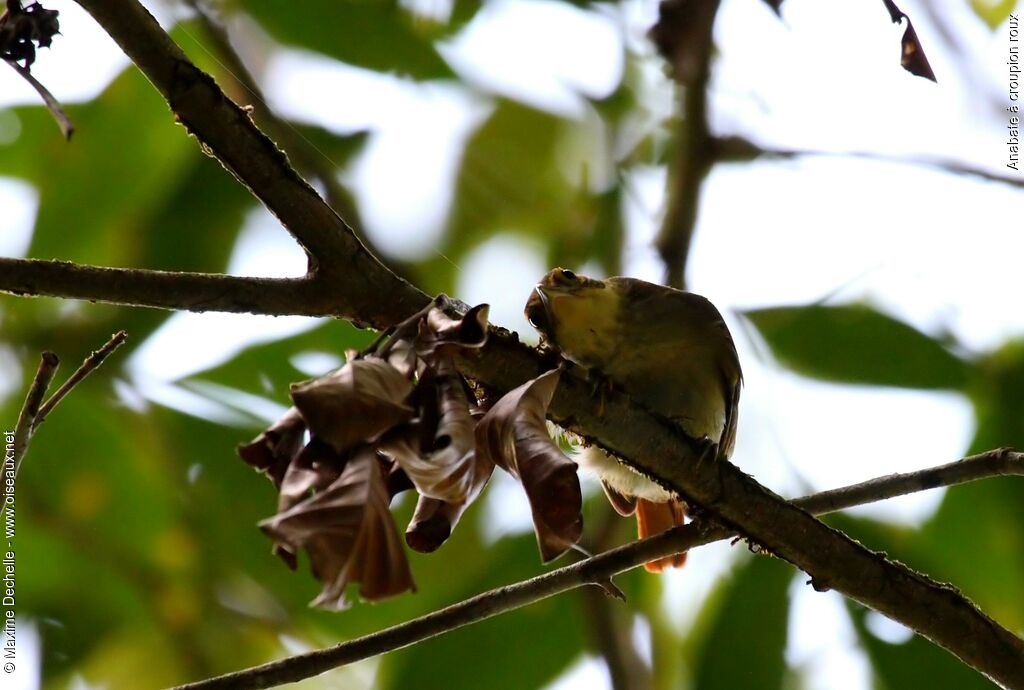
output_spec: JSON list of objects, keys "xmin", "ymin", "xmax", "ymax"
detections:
[{"xmin": 635, "ymin": 498, "xmax": 687, "ymax": 572}]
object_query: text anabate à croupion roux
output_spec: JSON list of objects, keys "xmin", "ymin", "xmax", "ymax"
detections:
[
  {"xmin": 1009, "ymin": 13, "xmax": 1020, "ymax": 171},
  {"xmin": 3, "ymin": 431, "xmax": 15, "ymax": 675}
]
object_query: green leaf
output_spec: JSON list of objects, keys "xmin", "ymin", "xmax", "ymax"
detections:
[
  {"xmin": 183, "ymin": 319, "xmax": 374, "ymax": 397},
  {"xmin": 236, "ymin": 0, "xmax": 453, "ymax": 79},
  {"xmin": 6, "ymin": 71, "xmax": 195, "ymax": 267},
  {"xmin": 435, "ymin": 99, "xmax": 623, "ymax": 286},
  {"xmin": 744, "ymin": 304, "xmax": 971, "ymax": 390},
  {"xmin": 918, "ymin": 481, "xmax": 1024, "ymax": 632},
  {"xmin": 969, "ymin": 0, "xmax": 1018, "ymax": 30},
  {"xmin": 690, "ymin": 555, "xmax": 792, "ymax": 690}
]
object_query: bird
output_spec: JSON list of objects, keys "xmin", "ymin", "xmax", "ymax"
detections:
[{"xmin": 524, "ymin": 268, "xmax": 742, "ymax": 571}]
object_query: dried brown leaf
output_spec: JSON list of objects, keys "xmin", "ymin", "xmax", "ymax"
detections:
[
  {"xmin": 881, "ymin": 0, "xmax": 937, "ymax": 82},
  {"xmin": 237, "ymin": 407, "xmax": 307, "ymax": 488},
  {"xmin": 290, "ymin": 358, "xmax": 414, "ymax": 453},
  {"xmin": 476, "ymin": 369, "xmax": 583, "ymax": 561},
  {"xmin": 414, "ymin": 303, "xmax": 490, "ymax": 359},
  {"xmin": 898, "ymin": 18, "xmax": 936, "ymax": 82},
  {"xmin": 277, "ymin": 438, "xmax": 344, "ymax": 514},
  {"xmin": 259, "ymin": 448, "xmax": 414, "ymax": 609},
  {"xmin": 383, "ymin": 359, "xmax": 479, "ymax": 503}
]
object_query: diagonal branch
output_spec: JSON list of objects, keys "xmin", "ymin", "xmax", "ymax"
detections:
[
  {"xmin": 8, "ymin": 331, "xmax": 129, "ymax": 480},
  {"xmin": 168, "ymin": 448, "xmax": 1024, "ymax": 690},
  {"xmin": 70, "ymin": 0, "xmax": 426, "ymax": 327},
  {"xmin": 5, "ymin": 2, "xmax": 1011, "ymax": 685},
  {"xmin": 4, "ymin": 59, "xmax": 74, "ymax": 139},
  {"xmin": 34, "ymin": 330, "xmax": 127, "ymax": 428},
  {"xmin": 10, "ymin": 351, "xmax": 59, "ymax": 477}
]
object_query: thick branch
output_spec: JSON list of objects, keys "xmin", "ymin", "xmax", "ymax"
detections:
[
  {"xmin": 16, "ymin": 2, "xmax": 1018, "ymax": 685},
  {"xmin": 169, "ymin": 448, "xmax": 1024, "ymax": 690},
  {"xmin": 72, "ymin": 0, "xmax": 426, "ymax": 326},
  {"xmin": 0, "ymin": 259, "xmax": 334, "ymax": 317}
]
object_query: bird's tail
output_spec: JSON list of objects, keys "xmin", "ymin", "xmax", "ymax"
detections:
[{"xmin": 636, "ymin": 498, "xmax": 687, "ymax": 572}]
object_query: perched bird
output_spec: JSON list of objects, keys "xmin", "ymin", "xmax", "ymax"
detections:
[{"xmin": 524, "ymin": 268, "xmax": 742, "ymax": 571}]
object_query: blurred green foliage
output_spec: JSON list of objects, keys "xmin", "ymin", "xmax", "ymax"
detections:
[{"xmin": 0, "ymin": 2, "xmax": 1020, "ymax": 690}]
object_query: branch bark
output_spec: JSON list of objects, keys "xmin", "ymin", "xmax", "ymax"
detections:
[
  {"xmin": 649, "ymin": 0, "xmax": 721, "ymax": 290},
  {"xmin": 70, "ymin": 0, "xmax": 426, "ymax": 327},
  {"xmin": 167, "ymin": 448, "xmax": 1024, "ymax": 690},
  {"xmin": 10, "ymin": 351, "xmax": 59, "ymax": 477},
  {"xmin": 713, "ymin": 135, "xmax": 1024, "ymax": 189},
  {"xmin": 0, "ymin": 2, "xmax": 1011, "ymax": 686},
  {"xmin": 9, "ymin": 331, "xmax": 128, "ymax": 479}
]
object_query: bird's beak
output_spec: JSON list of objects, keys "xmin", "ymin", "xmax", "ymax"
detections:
[{"xmin": 524, "ymin": 285, "xmax": 553, "ymax": 334}]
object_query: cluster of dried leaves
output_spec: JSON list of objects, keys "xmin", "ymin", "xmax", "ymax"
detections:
[
  {"xmin": 0, "ymin": 0, "xmax": 59, "ymax": 67},
  {"xmin": 0, "ymin": 0, "xmax": 72, "ymax": 140},
  {"xmin": 239, "ymin": 297, "xmax": 583, "ymax": 609}
]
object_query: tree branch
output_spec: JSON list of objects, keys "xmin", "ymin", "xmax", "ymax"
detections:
[
  {"xmin": 181, "ymin": 1, "xmax": 423, "ymax": 288},
  {"xmin": 71, "ymin": 0, "xmax": 426, "ymax": 326},
  {"xmin": 0, "ymin": 259, "xmax": 343, "ymax": 318},
  {"xmin": 4, "ymin": 58, "xmax": 74, "ymax": 139},
  {"xmin": 649, "ymin": 0, "xmax": 721, "ymax": 290},
  {"xmin": 578, "ymin": 509, "xmax": 649, "ymax": 690},
  {"xmin": 167, "ymin": 448, "xmax": 1024, "ymax": 690},
  {"xmin": 12, "ymin": 2, "xmax": 1014, "ymax": 685},
  {"xmin": 9, "ymin": 331, "xmax": 131, "ymax": 479},
  {"xmin": 34, "ymin": 330, "xmax": 127, "ymax": 428},
  {"xmin": 10, "ymin": 351, "xmax": 59, "ymax": 477},
  {"xmin": 713, "ymin": 135, "xmax": 1024, "ymax": 190}
]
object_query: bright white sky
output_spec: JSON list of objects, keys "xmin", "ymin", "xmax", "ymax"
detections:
[{"xmin": 2, "ymin": 0, "xmax": 1022, "ymax": 689}]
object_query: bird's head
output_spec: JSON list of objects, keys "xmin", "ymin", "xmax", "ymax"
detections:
[{"xmin": 524, "ymin": 268, "xmax": 621, "ymax": 367}]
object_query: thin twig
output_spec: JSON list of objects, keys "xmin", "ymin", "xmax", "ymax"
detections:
[
  {"xmin": 713, "ymin": 135, "xmax": 1024, "ymax": 190},
  {"xmin": 4, "ymin": 59, "xmax": 74, "ymax": 139},
  {"xmin": 34, "ymin": 330, "xmax": 128, "ymax": 429},
  {"xmin": 578, "ymin": 507, "xmax": 648, "ymax": 690},
  {"xmin": 10, "ymin": 351, "xmax": 59, "ymax": 477},
  {"xmin": 168, "ymin": 448, "xmax": 1023, "ymax": 690}
]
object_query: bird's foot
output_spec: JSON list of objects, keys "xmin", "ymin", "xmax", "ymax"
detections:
[{"xmin": 585, "ymin": 367, "xmax": 616, "ymax": 418}]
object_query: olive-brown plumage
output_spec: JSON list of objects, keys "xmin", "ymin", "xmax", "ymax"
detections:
[{"xmin": 525, "ymin": 268, "xmax": 742, "ymax": 571}]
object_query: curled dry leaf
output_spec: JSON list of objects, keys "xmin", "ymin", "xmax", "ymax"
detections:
[
  {"xmin": 406, "ymin": 497, "xmax": 468, "ymax": 553},
  {"xmin": 277, "ymin": 438, "xmax": 344, "ymax": 514},
  {"xmin": 259, "ymin": 448, "xmax": 414, "ymax": 609},
  {"xmin": 272, "ymin": 439, "xmax": 350, "ymax": 570},
  {"xmin": 290, "ymin": 357, "xmax": 414, "ymax": 453},
  {"xmin": 404, "ymin": 445, "xmax": 494, "ymax": 553},
  {"xmin": 384, "ymin": 359, "xmax": 478, "ymax": 503},
  {"xmin": 476, "ymin": 369, "xmax": 583, "ymax": 562},
  {"xmin": 881, "ymin": 0, "xmax": 937, "ymax": 82},
  {"xmin": 237, "ymin": 406, "xmax": 307, "ymax": 488},
  {"xmin": 414, "ymin": 302, "xmax": 490, "ymax": 360}
]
